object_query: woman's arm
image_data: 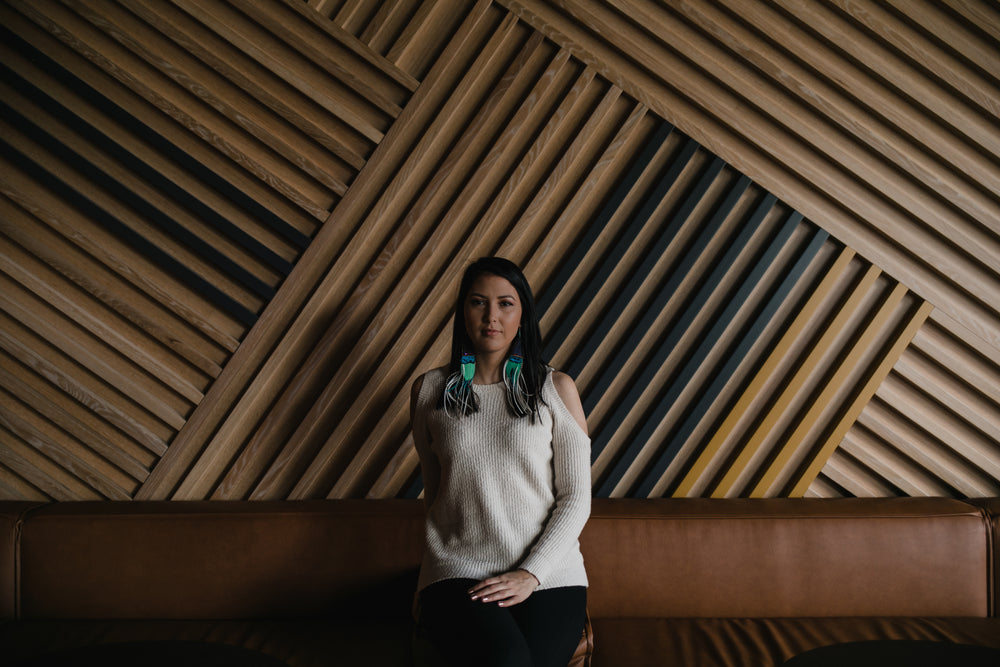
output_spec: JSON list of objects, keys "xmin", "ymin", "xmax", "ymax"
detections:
[
  {"xmin": 553, "ymin": 370, "xmax": 588, "ymax": 435},
  {"xmin": 469, "ymin": 370, "xmax": 591, "ymax": 606},
  {"xmin": 410, "ymin": 373, "xmax": 439, "ymax": 506},
  {"xmin": 515, "ymin": 370, "xmax": 592, "ymax": 586}
]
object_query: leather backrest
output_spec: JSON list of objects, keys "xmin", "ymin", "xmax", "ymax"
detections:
[
  {"xmin": 0, "ymin": 503, "xmax": 42, "ymax": 620},
  {"xmin": 581, "ymin": 497, "xmax": 989, "ymax": 618},
  {"xmin": 11, "ymin": 497, "xmax": 992, "ymax": 620},
  {"xmin": 18, "ymin": 500, "xmax": 424, "ymax": 620},
  {"xmin": 968, "ymin": 497, "xmax": 1000, "ymax": 617}
]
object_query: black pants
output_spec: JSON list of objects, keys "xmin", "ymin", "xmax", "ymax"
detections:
[{"xmin": 417, "ymin": 578, "xmax": 587, "ymax": 667}]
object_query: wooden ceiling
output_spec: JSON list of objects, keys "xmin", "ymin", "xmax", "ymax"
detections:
[{"xmin": 1, "ymin": 0, "xmax": 997, "ymax": 501}]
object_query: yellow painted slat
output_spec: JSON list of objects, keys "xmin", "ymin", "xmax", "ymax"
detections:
[
  {"xmin": 789, "ymin": 299, "xmax": 934, "ymax": 496},
  {"xmin": 502, "ymin": 0, "xmax": 1000, "ymax": 349},
  {"xmin": 710, "ymin": 263, "xmax": 882, "ymax": 497},
  {"xmin": 673, "ymin": 246, "xmax": 856, "ymax": 497},
  {"xmin": 738, "ymin": 281, "xmax": 902, "ymax": 495},
  {"xmin": 1, "ymin": 0, "xmax": 997, "ymax": 503},
  {"xmin": 749, "ymin": 282, "xmax": 911, "ymax": 496}
]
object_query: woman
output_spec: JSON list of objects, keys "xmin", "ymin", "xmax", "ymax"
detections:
[{"xmin": 410, "ymin": 257, "xmax": 591, "ymax": 667}]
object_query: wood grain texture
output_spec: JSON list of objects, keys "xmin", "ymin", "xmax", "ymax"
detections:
[{"xmin": 0, "ymin": 0, "xmax": 996, "ymax": 501}]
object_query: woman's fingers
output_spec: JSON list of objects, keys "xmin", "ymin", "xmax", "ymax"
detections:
[
  {"xmin": 467, "ymin": 577, "xmax": 503, "ymax": 599},
  {"xmin": 467, "ymin": 570, "xmax": 538, "ymax": 606}
]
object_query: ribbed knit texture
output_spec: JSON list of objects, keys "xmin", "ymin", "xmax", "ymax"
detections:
[{"xmin": 413, "ymin": 367, "xmax": 591, "ymax": 591}]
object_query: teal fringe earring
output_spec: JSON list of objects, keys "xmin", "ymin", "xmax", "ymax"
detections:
[
  {"xmin": 443, "ymin": 351, "xmax": 476, "ymax": 416},
  {"xmin": 504, "ymin": 337, "xmax": 531, "ymax": 417}
]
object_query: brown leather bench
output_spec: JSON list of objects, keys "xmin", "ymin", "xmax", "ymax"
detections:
[
  {"xmin": 2, "ymin": 498, "xmax": 998, "ymax": 666},
  {"xmin": 583, "ymin": 497, "xmax": 1000, "ymax": 665}
]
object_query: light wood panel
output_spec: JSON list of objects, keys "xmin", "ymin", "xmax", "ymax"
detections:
[
  {"xmin": 0, "ymin": 0, "xmax": 997, "ymax": 501},
  {"xmin": 813, "ymin": 309, "xmax": 1000, "ymax": 498},
  {"xmin": 309, "ymin": 0, "xmax": 470, "ymax": 80},
  {"xmin": 500, "ymin": 0, "xmax": 1000, "ymax": 348},
  {"xmin": 0, "ymin": 0, "xmax": 415, "ymax": 498}
]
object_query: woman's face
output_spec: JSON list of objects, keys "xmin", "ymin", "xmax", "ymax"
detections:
[{"xmin": 463, "ymin": 273, "xmax": 523, "ymax": 357}]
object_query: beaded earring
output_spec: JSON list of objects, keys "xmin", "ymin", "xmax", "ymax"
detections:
[
  {"xmin": 504, "ymin": 333, "xmax": 531, "ymax": 417},
  {"xmin": 443, "ymin": 351, "xmax": 476, "ymax": 416}
]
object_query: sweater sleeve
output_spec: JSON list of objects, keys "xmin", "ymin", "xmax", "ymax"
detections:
[
  {"xmin": 410, "ymin": 372, "xmax": 440, "ymax": 507},
  {"xmin": 518, "ymin": 372, "xmax": 592, "ymax": 585}
]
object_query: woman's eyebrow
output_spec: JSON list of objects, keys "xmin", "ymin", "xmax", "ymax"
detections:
[{"xmin": 469, "ymin": 292, "xmax": 518, "ymax": 300}]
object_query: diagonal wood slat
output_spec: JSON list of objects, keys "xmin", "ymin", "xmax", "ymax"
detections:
[
  {"xmin": 0, "ymin": 0, "xmax": 424, "ymax": 499},
  {"xmin": 500, "ymin": 0, "xmax": 1000, "ymax": 348},
  {"xmin": 0, "ymin": 0, "xmax": 997, "ymax": 502}
]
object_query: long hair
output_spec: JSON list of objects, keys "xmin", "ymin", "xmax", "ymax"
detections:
[{"xmin": 439, "ymin": 257, "xmax": 547, "ymax": 418}]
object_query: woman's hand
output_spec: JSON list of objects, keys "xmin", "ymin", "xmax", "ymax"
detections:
[{"xmin": 467, "ymin": 569, "xmax": 539, "ymax": 607}]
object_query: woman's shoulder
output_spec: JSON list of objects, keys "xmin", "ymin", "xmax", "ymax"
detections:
[
  {"xmin": 545, "ymin": 368, "xmax": 588, "ymax": 434},
  {"xmin": 548, "ymin": 368, "xmax": 575, "ymax": 390},
  {"xmin": 543, "ymin": 366, "xmax": 575, "ymax": 393},
  {"xmin": 411, "ymin": 366, "xmax": 449, "ymax": 401}
]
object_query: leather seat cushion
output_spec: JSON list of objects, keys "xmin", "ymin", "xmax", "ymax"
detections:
[
  {"xmin": 588, "ymin": 617, "xmax": 1000, "ymax": 666},
  {"xmin": 0, "ymin": 618, "xmax": 414, "ymax": 667}
]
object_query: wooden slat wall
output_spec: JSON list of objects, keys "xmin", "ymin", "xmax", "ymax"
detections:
[
  {"xmin": 501, "ymin": 0, "xmax": 1000, "ymax": 348},
  {"xmin": 0, "ymin": 0, "xmax": 997, "ymax": 501},
  {"xmin": 814, "ymin": 308, "xmax": 1000, "ymax": 498},
  {"xmin": 309, "ymin": 0, "xmax": 469, "ymax": 81},
  {"xmin": 668, "ymin": 252, "xmax": 935, "ymax": 498},
  {"xmin": 179, "ymin": 5, "xmax": 663, "ymax": 500},
  {"xmin": 0, "ymin": 0, "xmax": 414, "ymax": 499}
]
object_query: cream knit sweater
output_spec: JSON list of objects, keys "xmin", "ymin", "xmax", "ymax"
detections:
[{"xmin": 412, "ymin": 366, "xmax": 591, "ymax": 591}]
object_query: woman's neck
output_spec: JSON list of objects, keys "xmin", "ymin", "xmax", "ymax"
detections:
[{"xmin": 473, "ymin": 350, "xmax": 506, "ymax": 385}]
